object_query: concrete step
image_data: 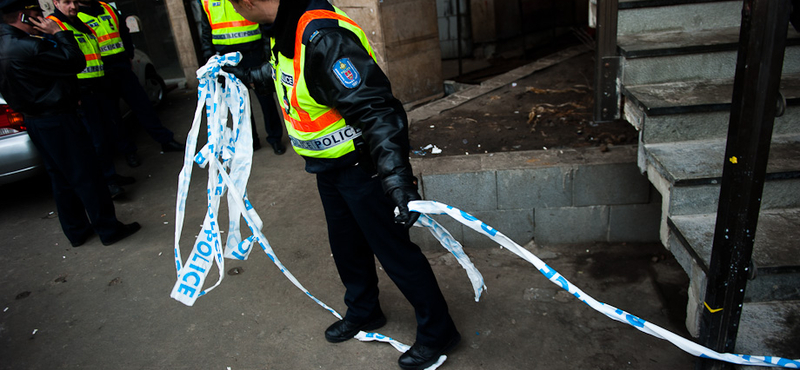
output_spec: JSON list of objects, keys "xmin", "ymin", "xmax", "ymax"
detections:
[
  {"xmin": 618, "ymin": 0, "xmax": 743, "ymax": 36},
  {"xmin": 643, "ymin": 134, "xmax": 800, "ymax": 216},
  {"xmin": 667, "ymin": 209, "xmax": 800, "ymax": 337},
  {"xmin": 623, "ymin": 74, "xmax": 800, "ymax": 143},
  {"xmin": 734, "ymin": 301, "xmax": 800, "ymax": 366},
  {"xmin": 620, "ymin": 40, "xmax": 800, "ymax": 86},
  {"xmin": 669, "ymin": 209, "xmax": 800, "ymax": 302},
  {"xmin": 619, "ymin": 26, "xmax": 741, "ymax": 59}
]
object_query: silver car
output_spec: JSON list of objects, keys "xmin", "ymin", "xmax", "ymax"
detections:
[
  {"xmin": 0, "ymin": 51, "xmax": 166, "ymax": 186},
  {"xmin": 0, "ymin": 92, "xmax": 43, "ymax": 185}
]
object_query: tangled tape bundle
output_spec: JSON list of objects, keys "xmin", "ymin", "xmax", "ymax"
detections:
[{"xmin": 170, "ymin": 53, "xmax": 799, "ymax": 369}]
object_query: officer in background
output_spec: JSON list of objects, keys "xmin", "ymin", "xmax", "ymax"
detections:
[
  {"xmin": 223, "ymin": 1, "xmax": 460, "ymax": 369},
  {"xmin": 48, "ymin": 0, "xmax": 135, "ymax": 198},
  {"xmin": 198, "ymin": 0, "xmax": 285, "ymax": 154},
  {"xmin": 77, "ymin": 0, "xmax": 184, "ymax": 167},
  {"xmin": 0, "ymin": 0, "xmax": 140, "ymax": 246}
]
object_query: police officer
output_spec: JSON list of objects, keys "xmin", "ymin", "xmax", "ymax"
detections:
[
  {"xmin": 48, "ymin": 0, "xmax": 134, "ymax": 198},
  {"xmin": 198, "ymin": 0, "xmax": 285, "ymax": 154},
  {"xmin": 0, "ymin": 0, "xmax": 140, "ymax": 246},
  {"xmin": 223, "ymin": 1, "xmax": 460, "ymax": 369},
  {"xmin": 77, "ymin": 0, "xmax": 184, "ymax": 167}
]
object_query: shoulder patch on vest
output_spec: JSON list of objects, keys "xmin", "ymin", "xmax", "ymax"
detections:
[
  {"xmin": 332, "ymin": 58, "xmax": 360, "ymax": 89},
  {"xmin": 309, "ymin": 30, "xmax": 320, "ymax": 43},
  {"xmin": 211, "ymin": 1, "xmax": 221, "ymax": 6}
]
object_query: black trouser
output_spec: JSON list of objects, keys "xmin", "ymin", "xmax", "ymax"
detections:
[
  {"xmin": 104, "ymin": 60, "xmax": 174, "ymax": 154},
  {"xmin": 316, "ymin": 164, "xmax": 458, "ymax": 347},
  {"xmin": 78, "ymin": 87, "xmax": 119, "ymax": 184},
  {"xmin": 24, "ymin": 113, "xmax": 122, "ymax": 244},
  {"xmin": 250, "ymin": 90, "xmax": 283, "ymax": 145}
]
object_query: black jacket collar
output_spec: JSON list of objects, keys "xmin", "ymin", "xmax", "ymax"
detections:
[
  {"xmin": 267, "ymin": 0, "xmax": 310, "ymax": 60},
  {"xmin": 78, "ymin": 1, "xmax": 105, "ymax": 18}
]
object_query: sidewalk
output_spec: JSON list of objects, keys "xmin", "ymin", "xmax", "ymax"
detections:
[{"xmin": 0, "ymin": 61, "xmax": 697, "ymax": 369}]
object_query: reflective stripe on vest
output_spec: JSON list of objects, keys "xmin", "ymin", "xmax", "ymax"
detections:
[
  {"xmin": 289, "ymin": 126, "xmax": 363, "ymax": 152},
  {"xmin": 77, "ymin": 2, "xmax": 125, "ymax": 57},
  {"xmin": 270, "ymin": 7, "xmax": 376, "ymax": 159},
  {"xmin": 203, "ymin": 0, "xmax": 261, "ymax": 46},
  {"xmin": 47, "ymin": 16, "xmax": 104, "ymax": 79}
]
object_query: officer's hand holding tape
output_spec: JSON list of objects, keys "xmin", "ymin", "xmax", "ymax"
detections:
[
  {"xmin": 385, "ymin": 175, "xmax": 421, "ymax": 229},
  {"xmin": 222, "ymin": 63, "xmax": 273, "ymax": 96},
  {"xmin": 221, "ymin": 64, "xmax": 252, "ymax": 86}
]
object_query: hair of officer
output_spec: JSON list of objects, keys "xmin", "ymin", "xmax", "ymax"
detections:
[{"xmin": 1, "ymin": 10, "xmax": 20, "ymax": 24}]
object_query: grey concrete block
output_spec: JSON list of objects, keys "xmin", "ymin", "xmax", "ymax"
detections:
[
  {"xmin": 623, "ymin": 52, "xmax": 738, "ymax": 86},
  {"xmin": 638, "ymin": 104, "xmax": 799, "ymax": 145},
  {"xmin": 668, "ymin": 232, "xmax": 694, "ymax": 277},
  {"xmin": 422, "ymin": 171, "xmax": 497, "ymax": 212},
  {"xmin": 608, "ymin": 202, "xmax": 661, "ymax": 243},
  {"xmin": 534, "ymin": 206, "xmax": 609, "ymax": 244},
  {"xmin": 618, "ymin": 1, "xmax": 742, "ymax": 36},
  {"xmin": 667, "ymin": 178, "xmax": 800, "ymax": 216},
  {"xmin": 460, "ymin": 208, "xmax": 534, "ymax": 249},
  {"xmin": 573, "ymin": 163, "xmax": 650, "ymax": 206},
  {"xmin": 668, "ymin": 184, "xmax": 718, "ymax": 216},
  {"xmin": 496, "ymin": 167, "xmax": 573, "ymax": 210}
]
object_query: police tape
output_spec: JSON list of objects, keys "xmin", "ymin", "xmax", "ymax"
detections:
[
  {"xmin": 408, "ymin": 200, "xmax": 800, "ymax": 368},
  {"xmin": 171, "ymin": 53, "xmax": 797, "ymax": 369},
  {"xmin": 170, "ymin": 52, "xmax": 452, "ymax": 369},
  {"xmin": 171, "ymin": 52, "xmax": 335, "ymax": 317}
]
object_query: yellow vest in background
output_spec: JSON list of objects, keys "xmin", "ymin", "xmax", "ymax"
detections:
[
  {"xmin": 202, "ymin": 0, "xmax": 261, "ymax": 46},
  {"xmin": 77, "ymin": 1, "xmax": 125, "ymax": 57},
  {"xmin": 47, "ymin": 15, "xmax": 104, "ymax": 79}
]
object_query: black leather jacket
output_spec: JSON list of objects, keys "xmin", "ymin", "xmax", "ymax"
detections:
[
  {"xmin": 244, "ymin": 0, "xmax": 416, "ymax": 194},
  {"xmin": 0, "ymin": 24, "xmax": 85, "ymax": 116}
]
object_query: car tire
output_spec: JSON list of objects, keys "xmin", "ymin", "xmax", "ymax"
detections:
[{"xmin": 145, "ymin": 68, "xmax": 166, "ymax": 107}]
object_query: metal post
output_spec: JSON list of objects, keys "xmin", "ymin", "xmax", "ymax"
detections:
[
  {"xmin": 456, "ymin": 0, "xmax": 463, "ymax": 77},
  {"xmin": 593, "ymin": 0, "xmax": 620, "ymax": 123},
  {"xmin": 696, "ymin": 1, "xmax": 791, "ymax": 369}
]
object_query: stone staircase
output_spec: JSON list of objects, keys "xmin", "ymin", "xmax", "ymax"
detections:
[{"xmin": 613, "ymin": 0, "xmax": 800, "ymax": 360}]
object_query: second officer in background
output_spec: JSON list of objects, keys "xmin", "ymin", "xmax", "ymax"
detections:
[
  {"xmin": 48, "ymin": 0, "xmax": 135, "ymax": 198},
  {"xmin": 197, "ymin": 0, "xmax": 285, "ymax": 154},
  {"xmin": 77, "ymin": 0, "xmax": 184, "ymax": 167}
]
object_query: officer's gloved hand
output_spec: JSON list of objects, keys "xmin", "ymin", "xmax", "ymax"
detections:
[
  {"xmin": 221, "ymin": 64, "xmax": 252, "ymax": 86},
  {"xmin": 389, "ymin": 186, "xmax": 421, "ymax": 229}
]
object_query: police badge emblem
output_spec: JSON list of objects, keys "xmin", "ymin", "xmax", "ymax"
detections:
[{"xmin": 332, "ymin": 58, "xmax": 360, "ymax": 89}]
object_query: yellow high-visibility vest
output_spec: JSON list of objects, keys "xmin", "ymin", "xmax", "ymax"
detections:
[
  {"xmin": 270, "ymin": 7, "xmax": 375, "ymax": 159},
  {"xmin": 47, "ymin": 15, "xmax": 104, "ymax": 79},
  {"xmin": 202, "ymin": 0, "xmax": 261, "ymax": 46},
  {"xmin": 77, "ymin": 1, "xmax": 125, "ymax": 57}
]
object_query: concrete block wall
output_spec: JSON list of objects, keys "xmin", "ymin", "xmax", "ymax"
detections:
[{"xmin": 409, "ymin": 146, "xmax": 662, "ymax": 250}]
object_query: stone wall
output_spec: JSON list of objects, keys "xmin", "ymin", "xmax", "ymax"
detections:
[{"xmin": 409, "ymin": 146, "xmax": 662, "ymax": 249}]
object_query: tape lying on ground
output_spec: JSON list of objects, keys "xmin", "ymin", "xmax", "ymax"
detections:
[
  {"xmin": 408, "ymin": 200, "xmax": 800, "ymax": 368},
  {"xmin": 171, "ymin": 53, "xmax": 797, "ymax": 369}
]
